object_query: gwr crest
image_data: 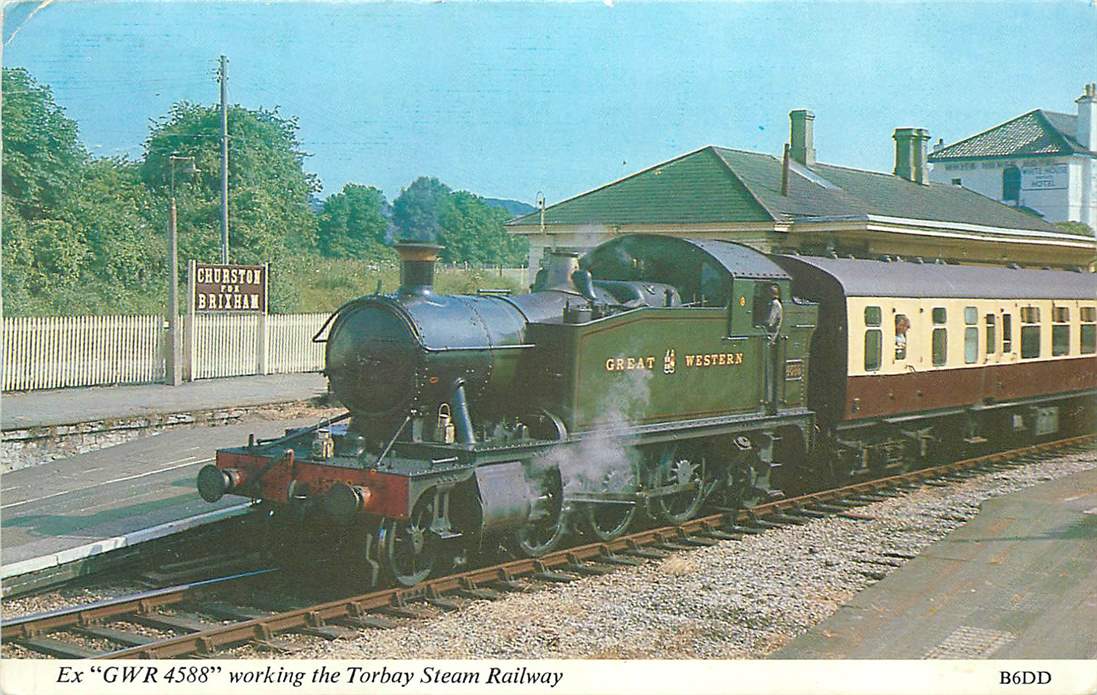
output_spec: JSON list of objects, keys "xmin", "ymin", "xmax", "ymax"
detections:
[{"xmin": 663, "ymin": 349, "xmax": 676, "ymax": 374}]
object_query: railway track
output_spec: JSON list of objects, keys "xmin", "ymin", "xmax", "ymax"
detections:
[{"xmin": 4, "ymin": 434, "xmax": 1093, "ymax": 659}]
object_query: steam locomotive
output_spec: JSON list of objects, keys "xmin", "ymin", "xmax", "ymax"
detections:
[{"xmin": 197, "ymin": 235, "xmax": 1096, "ymax": 587}]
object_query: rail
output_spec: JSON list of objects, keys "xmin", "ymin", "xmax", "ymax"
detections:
[{"xmin": 3, "ymin": 434, "xmax": 1092, "ymax": 659}]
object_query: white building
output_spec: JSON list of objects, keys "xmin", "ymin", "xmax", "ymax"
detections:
[{"xmin": 928, "ymin": 83, "xmax": 1097, "ymax": 231}]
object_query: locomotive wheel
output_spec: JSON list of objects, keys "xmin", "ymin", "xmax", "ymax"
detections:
[
  {"xmin": 649, "ymin": 443, "xmax": 707, "ymax": 525},
  {"xmin": 583, "ymin": 502, "xmax": 637, "ymax": 541},
  {"xmin": 377, "ymin": 497, "xmax": 438, "ymax": 587},
  {"xmin": 515, "ymin": 473, "xmax": 568, "ymax": 557}
]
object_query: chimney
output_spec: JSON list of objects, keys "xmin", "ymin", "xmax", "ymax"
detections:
[
  {"xmin": 394, "ymin": 241, "xmax": 442, "ymax": 295},
  {"xmin": 789, "ymin": 109, "xmax": 816, "ymax": 167},
  {"xmin": 1077, "ymin": 82, "xmax": 1097, "ymax": 151},
  {"xmin": 893, "ymin": 127, "xmax": 931, "ymax": 185}
]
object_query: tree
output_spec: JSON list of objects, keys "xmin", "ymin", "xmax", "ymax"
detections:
[
  {"xmin": 1055, "ymin": 221, "xmax": 1094, "ymax": 237},
  {"xmin": 438, "ymin": 191, "xmax": 530, "ymax": 266},
  {"xmin": 317, "ymin": 183, "xmax": 391, "ymax": 260},
  {"xmin": 140, "ymin": 102, "xmax": 321, "ymax": 267},
  {"xmin": 60, "ymin": 158, "xmax": 162, "ymax": 291},
  {"xmin": 1, "ymin": 67, "xmax": 88, "ymax": 219},
  {"xmin": 392, "ymin": 177, "xmax": 452, "ymax": 242}
]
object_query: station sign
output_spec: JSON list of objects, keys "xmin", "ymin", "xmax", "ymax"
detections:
[{"xmin": 192, "ymin": 263, "xmax": 267, "ymax": 312}]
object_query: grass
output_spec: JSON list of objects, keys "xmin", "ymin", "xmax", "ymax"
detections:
[
  {"xmin": 5, "ymin": 259, "xmax": 529, "ymax": 317},
  {"xmin": 280, "ymin": 258, "xmax": 528, "ymax": 314}
]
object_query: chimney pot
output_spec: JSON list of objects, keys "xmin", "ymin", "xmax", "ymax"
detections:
[
  {"xmin": 394, "ymin": 242, "xmax": 442, "ymax": 295},
  {"xmin": 893, "ymin": 127, "xmax": 931, "ymax": 185},
  {"xmin": 789, "ymin": 109, "xmax": 816, "ymax": 167},
  {"xmin": 1076, "ymin": 83, "xmax": 1097, "ymax": 151}
]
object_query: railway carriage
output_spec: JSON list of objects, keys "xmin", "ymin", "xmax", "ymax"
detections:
[
  {"xmin": 198, "ymin": 234, "xmax": 1096, "ymax": 588},
  {"xmin": 775, "ymin": 254, "xmax": 1097, "ymax": 479}
]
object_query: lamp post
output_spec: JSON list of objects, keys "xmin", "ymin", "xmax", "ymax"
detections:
[{"xmin": 166, "ymin": 154, "xmax": 197, "ymax": 386}]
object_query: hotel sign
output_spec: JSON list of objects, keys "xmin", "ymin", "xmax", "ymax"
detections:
[
  {"xmin": 192, "ymin": 263, "xmax": 267, "ymax": 312},
  {"xmin": 1022, "ymin": 164, "xmax": 1068, "ymax": 191}
]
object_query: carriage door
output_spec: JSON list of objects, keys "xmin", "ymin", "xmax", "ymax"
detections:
[{"xmin": 982, "ymin": 308, "xmax": 999, "ymax": 401}]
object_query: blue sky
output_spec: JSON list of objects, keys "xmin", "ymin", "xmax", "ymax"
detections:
[{"xmin": 5, "ymin": 1, "xmax": 1096, "ymax": 204}]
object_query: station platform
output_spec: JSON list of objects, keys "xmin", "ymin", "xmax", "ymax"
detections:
[
  {"xmin": 0, "ymin": 415, "xmax": 323, "ymax": 586},
  {"xmin": 2, "ymin": 372, "xmax": 327, "ymax": 431},
  {"xmin": 774, "ymin": 467, "xmax": 1097, "ymax": 659}
]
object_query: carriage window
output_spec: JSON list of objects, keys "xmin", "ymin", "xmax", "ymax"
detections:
[
  {"xmin": 964, "ymin": 307, "xmax": 978, "ymax": 363},
  {"xmin": 985, "ymin": 314, "xmax": 996, "ymax": 354},
  {"xmin": 1021, "ymin": 306, "xmax": 1040, "ymax": 359},
  {"xmin": 894, "ymin": 314, "xmax": 910, "ymax": 360},
  {"xmin": 1002, "ymin": 313, "xmax": 1013, "ymax": 353},
  {"xmin": 864, "ymin": 306, "xmax": 882, "ymax": 371},
  {"xmin": 1082, "ymin": 306, "xmax": 1097, "ymax": 355},
  {"xmin": 1052, "ymin": 306, "xmax": 1070, "ymax": 356},
  {"xmin": 932, "ymin": 307, "xmax": 947, "ymax": 366}
]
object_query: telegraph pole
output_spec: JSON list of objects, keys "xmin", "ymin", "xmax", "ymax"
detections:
[
  {"xmin": 167, "ymin": 195, "xmax": 181, "ymax": 385},
  {"xmin": 219, "ymin": 55, "xmax": 229, "ymax": 264},
  {"xmin": 167, "ymin": 155, "xmax": 197, "ymax": 387}
]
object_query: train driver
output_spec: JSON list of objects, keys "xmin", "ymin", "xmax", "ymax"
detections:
[{"xmin": 765, "ymin": 284, "xmax": 783, "ymax": 344}]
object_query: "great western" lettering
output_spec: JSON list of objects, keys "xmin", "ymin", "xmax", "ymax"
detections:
[
  {"xmin": 684, "ymin": 352, "xmax": 744, "ymax": 368},
  {"xmin": 604, "ymin": 356, "xmax": 656, "ymax": 371}
]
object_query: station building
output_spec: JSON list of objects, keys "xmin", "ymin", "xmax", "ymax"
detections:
[
  {"xmin": 507, "ymin": 110, "xmax": 1095, "ymax": 271},
  {"xmin": 928, "ymin": 83, "xmax": 1097, "ymax": 230}
]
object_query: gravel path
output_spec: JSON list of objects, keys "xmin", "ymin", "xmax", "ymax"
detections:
[
  {"xmin": 279, "ymin": 446, "xmax": 1097, "ymax": 660},
  {"xmin": 4, "ymin": 446, "xmax": 1093, "ymax": 660}
]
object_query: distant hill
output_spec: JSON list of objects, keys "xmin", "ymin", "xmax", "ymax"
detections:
[{"xmin": 483, "ymin": 198, "xmax": 536, "ymax": 218}]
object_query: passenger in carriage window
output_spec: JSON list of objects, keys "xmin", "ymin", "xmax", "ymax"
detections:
[{"xmin": 894, "ymin": 314, "xmax": 910, "ymax": 360}]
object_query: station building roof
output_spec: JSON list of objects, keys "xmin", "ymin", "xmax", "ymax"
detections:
[{"xmin": 509, "ymin": 145, "xmax": 1063, "ymax": 234}]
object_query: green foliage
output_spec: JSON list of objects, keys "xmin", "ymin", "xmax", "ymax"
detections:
[
  {"xmin": 1, "ymin": 69, "xmax": 531, "ymax": 317},
  {"xmin": 1, "ymin": 68, "xmax": 88, "ymax": 219},
  {"xmin": 281, "ymin": 258, "xmax": 524, "ymax": 314},
  {"xmin": 392, "ymin": 176, "xmax": 453, "ymax": 242},
  {"xmin": 439, "ymin": 191, "xmax": 529, "ymax": 266},
  {"xmin": 60, "ymin": 158, "xmax": 163, "ymax": 291},
  {"xmin": 1055, "ymin": 221, "xmax": 1095, "ymax": 237},
  {"xmin": 317, "ymin": 183, "xmax": 394, "ymax": 260},
  {"xmin": 392, "ymin": 176, "xmax": 530, "ymax": 266},
  {"xmin": 140, "ymin": 102, "xmax": 321, "ymax": 266}
]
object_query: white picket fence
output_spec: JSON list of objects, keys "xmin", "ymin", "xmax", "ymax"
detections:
[{"xmin": 3, "ymin": 313, "xmax": 330, "ymax": 392}]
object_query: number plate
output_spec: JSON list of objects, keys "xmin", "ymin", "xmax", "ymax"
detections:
[{"xmin": 784, "ymin": 359, "xmax": 803, "ymax": 380}]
